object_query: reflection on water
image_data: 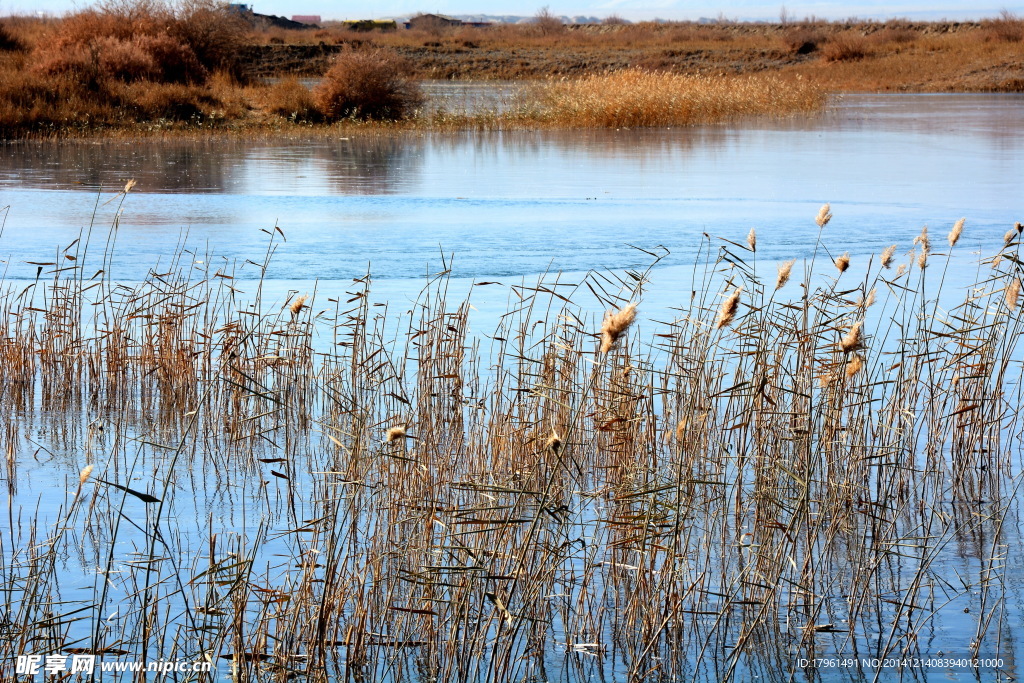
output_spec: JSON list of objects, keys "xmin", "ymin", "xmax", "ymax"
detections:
[{"xmin": 0, "ymin": 93, "xmax": 1021, "ymax": 283}]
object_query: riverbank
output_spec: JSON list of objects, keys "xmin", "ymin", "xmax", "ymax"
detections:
[
  {"xmin": 245, "ymin": 19, "xmax": 1024, "ymax": 92},
  {"xmin": 1, "ymin": 9, "xmax": 1021, "ymax": 139}
]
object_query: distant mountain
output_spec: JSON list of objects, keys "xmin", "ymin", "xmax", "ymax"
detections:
[{"xmin": 392, "ymin": 14, "xmax": 607, "ymax": 25}]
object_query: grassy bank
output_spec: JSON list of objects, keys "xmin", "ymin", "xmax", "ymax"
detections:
[{"xmin": 0, "ymin": 199, "xmax": 1021, "ymax": 680}]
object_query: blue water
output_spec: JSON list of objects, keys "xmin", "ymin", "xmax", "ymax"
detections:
[{"xmin": 0, "ymin": 93, "xmax": 1021, "ymax": 284}]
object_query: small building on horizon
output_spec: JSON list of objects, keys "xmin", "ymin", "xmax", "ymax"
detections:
[{"xmin": 291, "ymin": 15, "xmax": 321, "ymax": 24}]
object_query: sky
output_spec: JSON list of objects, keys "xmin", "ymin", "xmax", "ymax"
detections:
[{"xmin": 5, "ymin": 0, "xmax": 1022, "ymax": 22}]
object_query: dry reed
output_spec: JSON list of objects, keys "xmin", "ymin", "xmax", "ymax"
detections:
[{"xmin": 0, "ymin": 201, "xmax": 1020, "ymax": 683}]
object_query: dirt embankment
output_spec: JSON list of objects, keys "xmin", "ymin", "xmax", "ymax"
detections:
[{"xmin": 241, "ymin": 20, "xmax": 1024, "ymax": 92}]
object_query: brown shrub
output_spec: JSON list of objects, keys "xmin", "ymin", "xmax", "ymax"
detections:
[
  {"xmin": 136, "ymin": 33, "xmax": 207, "ymax": 83},
  {"xmin": 781, "ymin": 26, "xmax": 825, "ymax": 54},
  {"xmin": 983, "ymin": 10, "xmax": 1024, "ymax": 42},
  {"xmin": 266, "ymin": 78, "xmax": 321, "ymax": 122},
  {"xmin": 35, "ymin": 32, "xmax": 206, "ymax": 85},
  {"xmin": 821, "ymin": 32, "xmax": 870, "ymax": 61},
  {"xmin": 312, "ymin": 48, "xmax": 422, "ymax": 121},
  {"xmin": 170, "ymin": 0, "xmax": 249, "ymax": 78},
  {"xmin": 128, "ymin": 81, "xmax": 215, "ymax": 120},
  {"xmin": 0, "ymin": 22, "xmax": 25, "ymax": 52},
  {"xmin": 34, "ymin": 42, "xmax": 109, "ymax": 90},
  {"xmin": 37, "ymin": 0, "xmax": 243, "ymax": 85},
  {"xmin": 532, "ymin": 7, "xmax": 565, "ymax": 37},
  {"xmin": 869, "ymin": 27, "xmax": 918, "ymax": 45},
  {"xmin": 0, "ymin": 70, "xmax": 123, "ymax": 133},
  {"xmin": 95, "ymin": 35, "xmax": 159, "ymax": 81}
]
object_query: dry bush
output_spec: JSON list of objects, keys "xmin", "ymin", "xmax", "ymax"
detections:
[
  {"xmin": 869, "ymin": 26, "xmax": 918, "ymax": 45},
  {"xmin": 265, "ymin": 77, "xmax": 320, "ymax": 121},
  {"xmin": 534, "ymin": 68, "xmax": 825, "ymax": 127},
  {"xmin": 95, "ymin": 35, "xmax": 160, "ymax": 81},
  {"xmin": 136, "ymin": 32, "xmax": 207, "ymax": 82},
  {"xmin": 36, "ymin": 33, "xmax": 206, "ymax": 84},
  {"xmin": 983, "ymin": 10, "xmax": 1024, "ymax": 42},
  {"xmin": 0, "ymin": 70, "xmax": 121, "ymax": 132},
  {"xmin": 312, "ymin": 47, "xmax": 422, "ymax": 121},
  {"xmin": 35, "ymin": 0, "xmax": 244, "ymax": 84},
  {"xmin": 128, "ymin": 81, "xmax": 215, "ymax": 119},
  {"xmin": 0, "ymin": 22, "xmax": 25, "ymax": 52},
  {"xmin": 781, "ymin": 26, "xmax": 825, "ymax": 53},
  {"xmin": 170, "ymin": 0, "xmax": 249, "ymax": 79},
  {"xmin": 821, "ymin": 31, "xmax": 870, "ymax": 61},
  {"xmin": 532, "ymin": 6, "xmax": 565, "ymax": 37}
]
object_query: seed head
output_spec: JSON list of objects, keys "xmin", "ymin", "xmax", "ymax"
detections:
[
  {"xmin": 845, "ymin": 353, "xmax": 864, "ymax": 378},
  {"xmin": 385, "ymin": 425, "xmax": 407, "ymax": 443},
  {"xmin": 715, "ymin": 286, "xmax": 742, "ymax": 330},
  {"xmin": 746, "ymin": 228, "xmax": 757, "ymax": 252},
  {"xmin": 880, "ymin": 245, "xmax": 897, "ymax": 269},
  {"xmin": 289, "ymin": 294, "xmax": 308, "ymax": 317},
  {"xmin": 835, "ymin": 253, "xmax": 850, "ymax": 274},
  {"xmin": 545, "ymin": 429, "xmax": 563, "ymax": 454},
  {"xmin": 1008, "ymin": 278, "xmax": 1021, "ymax": 312},
  {"xmin": 840, "ymin": 321, "xmax": 863, "ymax": 353},
  {"xmin": 948, "ymin": 218, "xmax": 965, "ymax": 247},
  {"xmin": 775, "ymin": 258, "xmax": 795, "ymax": 290},
  {"xmin": 600, "ymin": 302, "xmax": 637, "ymax": 354},
  {"xmin": 79, "ymin": 464, "xmax": 94, "ymax": 486},
  {"xmin": 815, "ymin": 203, "xmax": 832, "ymax": 228}
]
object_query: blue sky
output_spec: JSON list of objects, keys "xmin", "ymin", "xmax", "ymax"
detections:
[{"xmin": 6, "ymin": 0, "xmax": 1021, "ymax": 21}]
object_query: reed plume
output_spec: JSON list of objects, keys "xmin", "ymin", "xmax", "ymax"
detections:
[
  {"xmin": 385, "ymin": 425, "xmax": 407, "ymax": 443},
  {"xmin": 840, "ymin": 320, "xmax": 863, "ymax": 352},
  {"xmin": 914, "ymin": 225, "xmax": 931, "ymax": 253},
  {"xmin": 835, "ymin": 253, "xmax": 850, "ymax": 273},
  {"xmin": 1008, "ymin": 278, "xmax": 1021, "ymax": 312},
  {"xmin": 859, "ymin": 288, "xmax": 876, "ymax": 309},
  {"xmin": 776, "ymin": 258, "xmax": 795, "ymax": 290},
  {"xmin": 1005, "ymin": 229, "xmax": 1017, "ymax": 245},
  {"xmin": 78, "ymin": 464, "xmax": 94, "ymax": 486},
  {"xmin": 600, "ymin": 302, "xmax": 637, "ymax": 353},
  {"xmin": 948, "ymin": 218, "xmax": 965, "ymax": 247},
  {"xmin": 289, "ymin": 294, "xmax": 308, "ymax": 317},
  {"xmin": 545, "ymin": 429, "xmax": 562, "ymax": 454},
  {"xmin": 880, "ymin": 244, "xmax": 897, "ymax": 268},
  {"xmin": 715, "ymin": 286, "xmax": 742, "ymax": 329},
  {"xmin": 746, "ymin": 228, "xmax": 757, "ymax": 251},
  {"xmin": 815, "ymin": 203, "xmax": 832, "ymax": 228},
  {"xmin": 845, "ymin": 353, "xmax": 864, "ymax": 378}
]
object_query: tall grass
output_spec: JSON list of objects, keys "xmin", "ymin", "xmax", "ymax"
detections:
[
  {"xmin": 531, "ymin": 69, "xmax": 825, "ymax": 127},
  {"xmin": 0, "ymin": 201, "xmax": 1020, "ymax": 681}
]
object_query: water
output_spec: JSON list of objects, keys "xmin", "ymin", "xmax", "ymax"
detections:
[
  {"xmin": 0, "ymin": 93, "xmax": 1022, "ymax": 681},
  {"xmin": 0, "ymin": 94, "xmax": 1020, "ymax": 286}
]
